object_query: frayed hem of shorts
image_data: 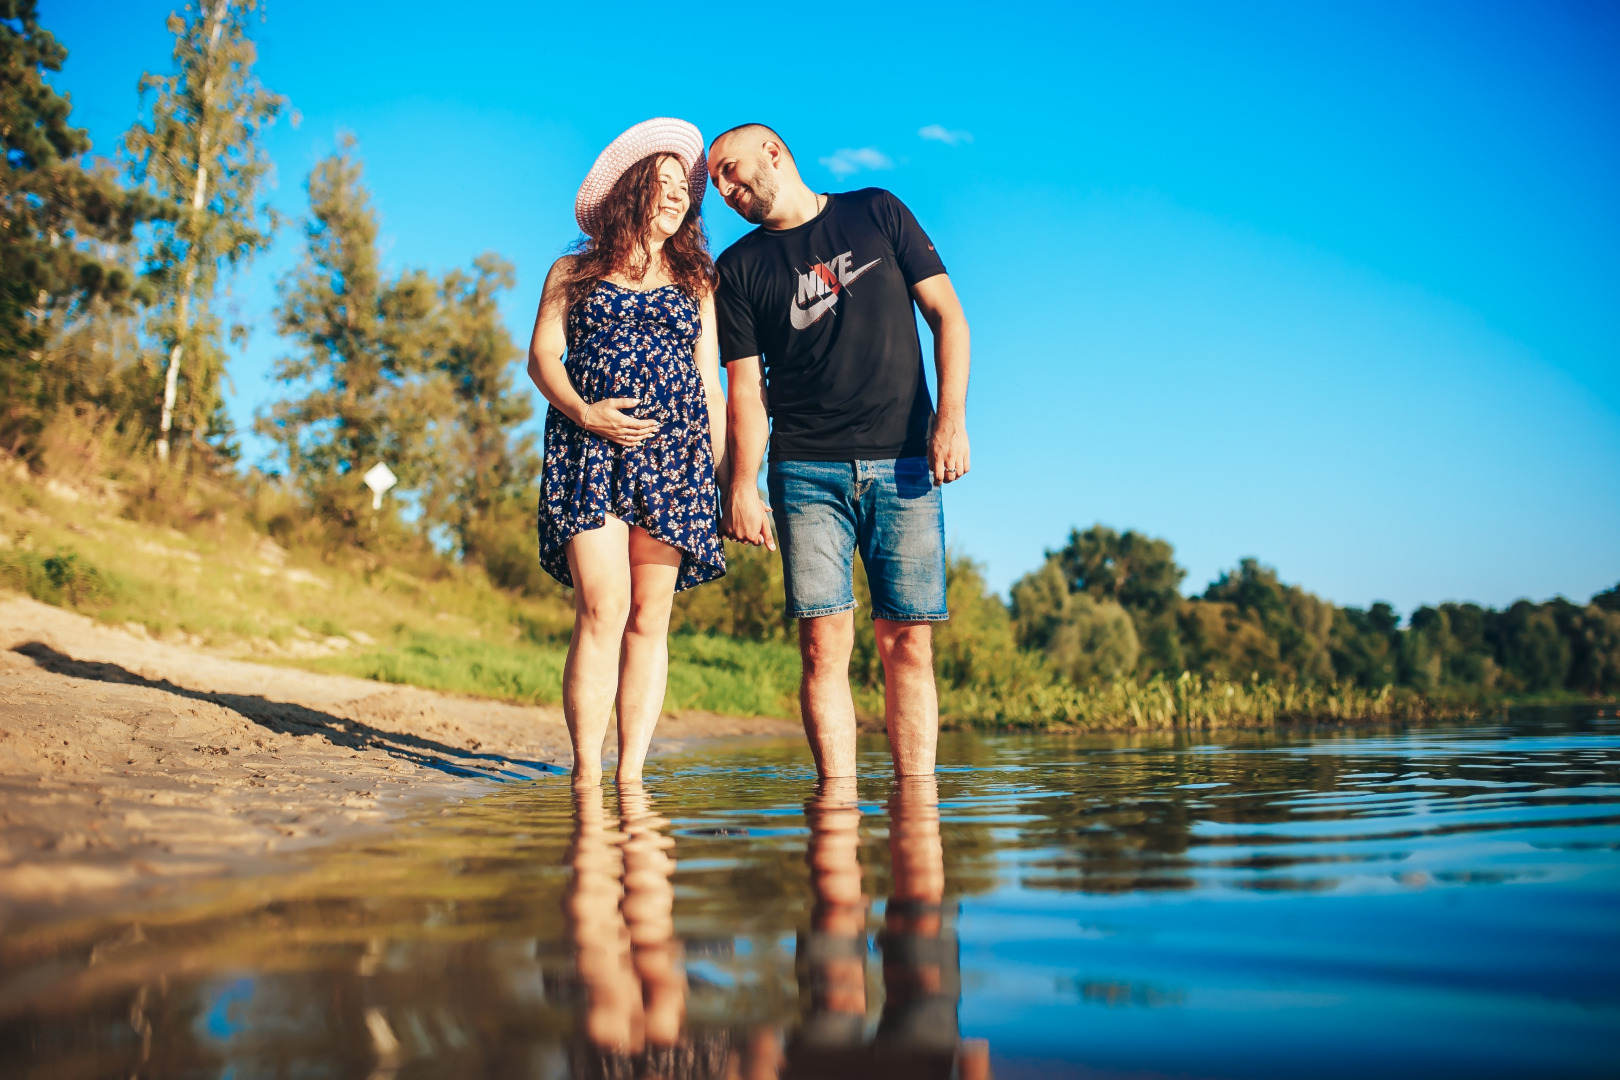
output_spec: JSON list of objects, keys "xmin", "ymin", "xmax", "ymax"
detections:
[
  {"xmin": 787, "ymin": 601, "xmax": 858, "ymax": 620},
  {"xmin": 869, "ymin": 610, "xmax": 951, "ymax": 623}
]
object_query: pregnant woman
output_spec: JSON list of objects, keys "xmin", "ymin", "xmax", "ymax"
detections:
[{"xmin": 528, "ymin": 118, "xmax": 727, "ymax": 789}]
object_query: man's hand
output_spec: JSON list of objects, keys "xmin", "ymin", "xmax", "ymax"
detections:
[
  {"xmin": 929, "ymin": 413, "xmax": 970, "ymax": 485},
  {"xmin": 577, "ymin": 397, "xmax": 660, "ymax": 447},
  {"xmin": 721, "ymin": 355, "xmax": 775, "ymax": 549},
  {"xmin": 722, "ymin": 486, "xmax": 776, "ymax": 550},
  {"xmin": 911, "ymin": 274, "xmax": 970, "ymax": 485}
]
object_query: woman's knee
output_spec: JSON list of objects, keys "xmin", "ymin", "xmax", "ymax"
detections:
[
  {"xmin": 575, "ymin": 589, "xmax": 631, "ymax": 633},
  {"xmin": 625, "ymin": 595, "xmax": 675, "ymax": 638}
]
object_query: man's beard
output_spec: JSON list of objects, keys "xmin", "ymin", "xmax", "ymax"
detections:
[{"xmin": 739, "ymin": 165, "xmax": 778, "ymax": 224}]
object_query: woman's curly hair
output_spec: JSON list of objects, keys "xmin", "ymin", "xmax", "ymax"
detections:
[{"xmin": 562, "ymin": 153, "xmax": 715, "ymax": 312}]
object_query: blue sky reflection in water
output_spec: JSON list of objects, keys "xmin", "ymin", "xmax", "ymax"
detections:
[
  {"xmin": 3, "ymin": 716, "xmax": 1618, "ymax": 1078},
  {"xmin": 39, "ymin": 0, "xmax": 1620, "ymax": 611}
]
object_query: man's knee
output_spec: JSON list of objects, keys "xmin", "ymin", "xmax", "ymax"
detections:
[
  {"xmin": 875, "ymin": 620, "xmax": 934, "ymax": 673},
  {"xmin": 799, "ymin": 613, "xmax": 855, "ymax": 677}
]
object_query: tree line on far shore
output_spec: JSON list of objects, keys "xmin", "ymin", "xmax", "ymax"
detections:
[
  {"xmin": 3, "ymin": 2, "xmax": 1614, "ymax": 722},
  {"xmin": 1004, "ymin": 526, "xmax": 1620, "ymax": 700},
  {"xmin": 676, "ymin": 527, "xmax": 1620, "ymax": 719}
]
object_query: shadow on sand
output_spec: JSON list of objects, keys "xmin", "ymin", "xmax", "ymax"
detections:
[{"xmin": 11, "ymin": 641, "xmax": 560, "ymax": 783}]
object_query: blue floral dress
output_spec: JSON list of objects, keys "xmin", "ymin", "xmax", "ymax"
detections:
[{"xmin": 537, "ymin": 282, "xmax": 725, "ymax": 592}]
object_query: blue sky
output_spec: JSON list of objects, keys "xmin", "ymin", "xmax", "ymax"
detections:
[{"xmin": 42, "ymin": 0, "xmax": 1620, "ymax": 612}]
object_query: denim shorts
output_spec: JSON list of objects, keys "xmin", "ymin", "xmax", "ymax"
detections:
[{"xmin": 766, "ymin": 457, "xmax": 948, "ymax": 622}]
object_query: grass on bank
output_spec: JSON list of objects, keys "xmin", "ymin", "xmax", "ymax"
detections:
[
  {"xmin": 0, "ymin": 465, "xmax": 804, "ymax": 717},
  {"xmin": 306, "ymin": 629, "xmax": 802, "ymax": 719}
]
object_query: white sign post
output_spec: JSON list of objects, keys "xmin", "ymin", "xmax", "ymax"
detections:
[{"xmin": 362, "ymin": 462, "xmax": 398, "ymax": 510}]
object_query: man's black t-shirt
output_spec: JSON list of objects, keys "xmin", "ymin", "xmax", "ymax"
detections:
[{"xmin": 715, "ymin": 188, "xmax": 947, "ymax": 462}]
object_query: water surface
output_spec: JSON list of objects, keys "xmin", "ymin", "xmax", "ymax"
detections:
[{"xmin": 4, "ymin": 711, "xmax": 1618, "ymax": 1078}]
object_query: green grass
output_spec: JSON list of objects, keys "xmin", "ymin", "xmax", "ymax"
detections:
[
  {"xmin": 307, "ymin": 631, "xmax": 569, "ymax": 703},
  {"xmin": 304, "ymin": 630, "xmax": 803, "ymax": 716},
  {"xmin": 0, "ymin": 545, "xmax": 118, "ymax": 607},
  {"xmin": 666, "ymin": 633, "xmax": 803, "ymax": 715}
]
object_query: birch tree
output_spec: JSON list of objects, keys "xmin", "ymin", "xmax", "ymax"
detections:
[
  {"xmin": 424, "ymin": 254, "xmax": 538, "ymax": 558},
  {"xmin": 125, "ymin": 0, "xmax": 284, "ymax": 465}
]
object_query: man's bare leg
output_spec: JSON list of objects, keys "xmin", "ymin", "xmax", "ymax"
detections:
[
  {"xmin": 803, "ymin": 776, "xmax": 867, "ymax": 1026},
  {"xmin": 874, "ymin": 619, "xmax": 938, "ymax": 776},
  {"xmin": 798, "ymin": 611, "xmax": 858, "ymax": 778}
]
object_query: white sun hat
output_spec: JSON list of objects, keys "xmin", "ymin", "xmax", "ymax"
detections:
[{"xmin": 574, "ymin": 117, "xmax": 707, "ymax": 237}]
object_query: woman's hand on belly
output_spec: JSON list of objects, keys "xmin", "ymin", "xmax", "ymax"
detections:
[{"xmin": 576, "ymin": 397, "xmax": 661, "ymax": 447}]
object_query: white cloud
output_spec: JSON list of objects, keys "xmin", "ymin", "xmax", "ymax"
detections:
[
  {"xmin": 819, "ymin": 147, "xmax": 895, "ymax": 179},
  {"xmin": 919, "ymin": 124, "xmax": 973, "ymax": 147}
]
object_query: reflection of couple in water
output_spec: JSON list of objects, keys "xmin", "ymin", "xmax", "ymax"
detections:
[
  {"xmin": 541, "ymin": 107, "xmax": 981, "ymax": 1080},
  {"xmin": 564, "ymin": 780, "xmax": 991, "ymax": 1079}
]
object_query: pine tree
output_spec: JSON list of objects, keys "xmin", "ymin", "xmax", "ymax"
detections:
[
  {"xmin": 0, "ymin": 0, "xmax": 164, "ymax": 452},
  {"xmin": 124, "ymin": 0, "xmax": 284, "ymax": 465},
  {"xmin": 425, "ymin": 253, "xmax": 539, "ymax": 568},
  {"xmin": 257, "ymin": 137, "xmax": 442, "ymax": 538}
]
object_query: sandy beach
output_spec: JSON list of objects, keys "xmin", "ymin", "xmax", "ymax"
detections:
[{"xmin": 0, "ymin": 597, "xmax": 799, "ymax": 920}]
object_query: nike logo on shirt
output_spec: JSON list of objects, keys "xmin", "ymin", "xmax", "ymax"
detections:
[{"xmin": 789, "ymin": 251, "xmax": 881, "ymax": 330}]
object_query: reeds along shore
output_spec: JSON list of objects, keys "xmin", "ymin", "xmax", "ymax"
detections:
[{"xmin": 939, "ymin": 671, "xmax": 1472, "ymax": 732}]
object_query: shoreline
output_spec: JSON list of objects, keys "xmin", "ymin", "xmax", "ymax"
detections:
[{"xmin": 0, "ymin": 596, "xmax": 800, "ymax": 925}]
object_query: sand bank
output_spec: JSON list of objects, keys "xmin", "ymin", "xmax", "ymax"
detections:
[{"xmin": 0, "ymin": 597, "xmax": 799, "ymax": 919}]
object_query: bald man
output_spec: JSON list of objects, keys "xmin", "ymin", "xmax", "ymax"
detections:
[{"xmin": 707, "ymin": 124, "xmax": 972, "ymax": 779}]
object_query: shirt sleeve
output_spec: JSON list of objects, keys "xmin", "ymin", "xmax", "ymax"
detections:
[
  {"xmin": 879, "ymin": 191, "xmax": 947, "ymax": 287},
  {"xmin": 714, "ymin": 255, "xmax": 760, "ymax": 363}
]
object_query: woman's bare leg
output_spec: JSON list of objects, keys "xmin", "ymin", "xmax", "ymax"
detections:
[
  {"xmin": 566, "ymin": 787, "xmax": 643, "ymax": 1051},
  {"xmin": 614, "ymin": 527, "xmax": 682, "ymax": 785},
  {"xmin": 564, "ymin": 516, "xmax": 633, "ymax": 789},
  {"xmin": 619, "ymin": 785, "xmax": 685, "ymax": 1046}
]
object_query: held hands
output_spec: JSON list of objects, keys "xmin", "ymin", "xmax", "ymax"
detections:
[
  {"xmin": 578, "ymin": 397, "xmax": 659, "ymax": 447},
  {"xmin": 722, "ymin": 486, "xmax": 776, "ymax": 551},
  {"xmin": 929, "ymin": 413, "xmax": 971, "ymax": 485}
]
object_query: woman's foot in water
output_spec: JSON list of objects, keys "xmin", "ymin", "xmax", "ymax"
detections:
[{"xmin": 571, "ymin": 759, "xmax": 604, "ymax": 790}]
